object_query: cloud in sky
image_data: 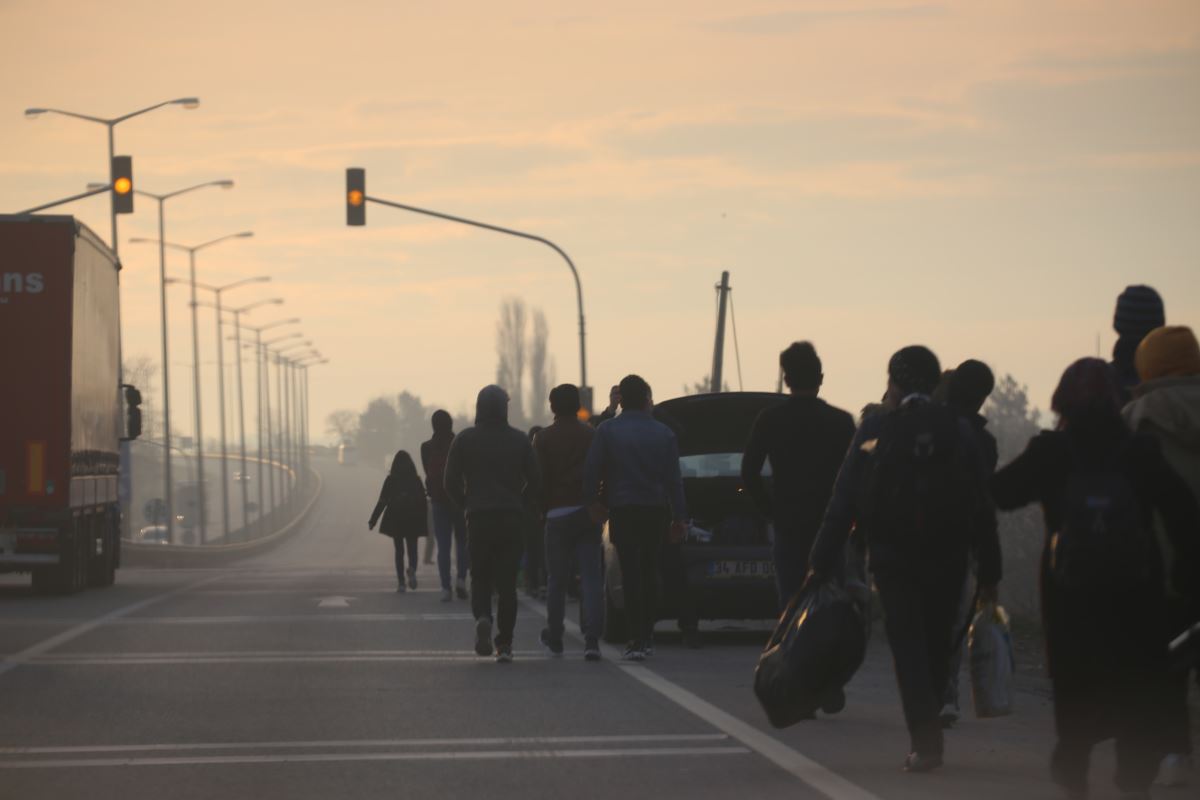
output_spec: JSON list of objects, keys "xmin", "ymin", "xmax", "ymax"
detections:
[{"xmin": 2, "ymin": 0, "xmax": 1198, "ymax": 439}]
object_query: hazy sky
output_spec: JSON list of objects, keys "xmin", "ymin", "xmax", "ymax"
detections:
[{"xmin": 3, "ymin": 1, "xmax": 1198, "ymax": 442}]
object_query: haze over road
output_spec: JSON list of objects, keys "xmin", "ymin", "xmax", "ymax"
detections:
[{"xmin": 0, "ymin": 455, "xmax": 1192, "ymax": 799}]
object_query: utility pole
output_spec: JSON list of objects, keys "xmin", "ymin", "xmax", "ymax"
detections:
[{"xmin": 711, "ymin": 271, "xmax": 731, "ymax": 394}]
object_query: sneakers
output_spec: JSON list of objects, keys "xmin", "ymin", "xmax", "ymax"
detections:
[
  {"xmin": 539, "ymin": 628, "xmax": 564, "ymax": 657},
  {"xmin": 622, "ymin": 642, "xmax": 646, "ymax": 662},
  {"xmin": 440, "ymin": 588, "xmax": 453, "ymax": 602},
  {"xmin": 902, "ymin": 752, "xmax": 944, "ymax": 773},
  {"xmin": 396, "ymin": 582, "xmax": 406, "ymax": 593},
  {"xmin": 821, "ymin": 687, "xmax": 846, "ymax": 715},
  {"xmin": 939, "ymin": 702, "xmax": 960, "ymax": 729},
  {"xmin": 455, "ymin": 577, "xmax": 468, "ymax": 599},
  {"xmin": 474, "ymin": 618, "xmax": 493, "ymax": 657},
  {"xmin": 406, "ymin": 568, "xmax": 418, "ymax": 590},
  {"xmin": 495, "ymin": 644, "xmax": 513, "ymax": 664},
  {"xmin": 584, "ymin": 637, "xmax": 601, "ymax": 662}
]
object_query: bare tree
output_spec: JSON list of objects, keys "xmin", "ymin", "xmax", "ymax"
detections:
[
  {"xmin": 527, "ymin": 309, "xmax": 550, "ymax": 426},
  {"xmin": 495, "ymin": 297, "xmax": 528, "ymax": 426},
  {"xmin": 325, "ymin": 409, "xmax": 359, "ymax": 445},
  {"xmin": 123, "ymin": 356, "xmax": 158, "ymax": 440}
]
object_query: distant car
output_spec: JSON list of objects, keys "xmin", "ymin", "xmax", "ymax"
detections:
[
  {"xmin": 601, "ymin": 392, "xmax": 782, "ymax": 643},
  {"xmin": 233, "ymin": 471, "xmax": 251, "ymax": 483},
  {"xmin": 136, "ymin": 525, "xmax": 170, "ymax": 545},
  {"xmin": 337, "ymin": 442, "xmax": 358, "ymax": 466}
]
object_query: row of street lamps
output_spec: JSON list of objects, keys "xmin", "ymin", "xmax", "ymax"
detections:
[{"xmin": 25, "ymin": 99, "xmax": 325, "ymax": 545}]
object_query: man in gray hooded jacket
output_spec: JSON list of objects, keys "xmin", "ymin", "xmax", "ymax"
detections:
[{"xmin": 444, "ymin": 385, "xmax": 541, "ymax": 663}]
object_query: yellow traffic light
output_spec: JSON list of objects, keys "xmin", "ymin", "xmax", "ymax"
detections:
[
  {"xmin": 112, "ymin": 155, "xmax": 134, "ymax": 214},
  {"xmin": 114, "ymin": 177, "xmax": 132, "ymax": 195},
  {"xmin": 348, "ymin": 189, "xmax": 363, "ymax": 207},
  {"xmin": 346, "ymin": 168, "xmax": 365, "ymax": 226}
]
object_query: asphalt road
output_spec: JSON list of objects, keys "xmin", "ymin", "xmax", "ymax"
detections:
[{"xmin": 1, "ymin": 457, "xmax": 1193, "ymax": 800}]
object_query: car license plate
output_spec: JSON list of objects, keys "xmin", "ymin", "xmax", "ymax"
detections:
[{"xmin": 707, "ymin": 559, "xmax": 774, "ymax": 578}]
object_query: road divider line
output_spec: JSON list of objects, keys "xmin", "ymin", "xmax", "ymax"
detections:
[
  {"xmin": 24, "ymin": 653, "xmax": 554, "ymax": 665},
  {"xmin": 0, "ymin": 733, "xmax": 730, "ymax": 756},
  {"xmin": 101, "ymin": 613, "xmax": 482, "ymax": 624},
  {"xmin": 518, "ymin": 595, "xmax": 884, "ymax": 800},
  {"xmin": 0, "ymin": 575, "xmax": 226, "ymax": 680},
  {"xmin": 0, "ymin": 745, "xmax": 750, "ymax": 769}
]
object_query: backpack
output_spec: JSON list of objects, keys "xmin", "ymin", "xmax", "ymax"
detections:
[
  {"xmin": 1052, "ymin": 452, "xmax": 1156, "ymax": 590},
  {"xmin": 858, "ymin": 401, "xmax": 976, "ymax": 551}
]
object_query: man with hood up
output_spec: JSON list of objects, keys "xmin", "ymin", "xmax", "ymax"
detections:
[{"xmin": 444, "ymin": 385, "xmax": 541, "ymax": 663}]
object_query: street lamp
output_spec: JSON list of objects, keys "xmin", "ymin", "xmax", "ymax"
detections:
[
  {"xmin": 132, "ymin": 230, "xmax": 253, "ymax": 543},
  {"xmin": 291, "ymin": 356, "xmax": 328, "ymax": 485},
  {"xmin": 26, "ymin": 98, "xmax": 200, "ymax": 257},
  {"xmin": 191, "ymin": 276, "xmax": 271, "ymax": 541},
  {"xmin": 235, "ymin": 319, "xmax": 300, "ymax": 522},
  {"xmin": 99, "ymin": 178, "xmax": 234, "ymax": 543},
  {"xmin": 264, "ymin": 332, "xmax": 304, "ymax": 509}
]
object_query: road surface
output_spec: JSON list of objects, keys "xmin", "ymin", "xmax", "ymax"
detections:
[{"xmin": 1, "ymin": 456, "xmax": 1193, "ymax": 799}]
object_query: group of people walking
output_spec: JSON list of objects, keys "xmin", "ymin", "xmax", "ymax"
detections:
[{"xmin": 366, "ymin": 283, "xmax": 1197, "ymax": 799}]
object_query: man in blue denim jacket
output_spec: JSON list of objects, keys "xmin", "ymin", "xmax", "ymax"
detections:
[{"xmin": 583, "ymin": 374, "xmax": 687, "ymax": 661}]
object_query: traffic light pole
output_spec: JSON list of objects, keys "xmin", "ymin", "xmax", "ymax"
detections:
[
  {"xmin": 362, "ymin": 194, "xmax": 589, "ymax": 405},
  {"xmin": 16, "ymin": 184, "xmax": 111, "ymax": 214}
]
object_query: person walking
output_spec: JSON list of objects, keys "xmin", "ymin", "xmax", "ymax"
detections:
[
  {"xmin": 533, "ymin": 384, "xmax": 604, "ymax": 661},
  {"xmin": 421, "ymin": 410, "xmax": 469, "ymax": 602},
  {"xmin": 994, "ymin": 357, "xmax": 1199, "ymax": 800},
  {"xmin": 368, "ymin": 451, "xmax": 428, "ymax": 592},
  {"xmin": 444, "ymin": 385, "xmax": 541, "ymax": 663},
  {"xmin": 809, "ymin": 345, "xmax": 1001, "ymax": 773},
  {"xmin": 939, "ymin": 359, "xmax": 999, "ymax": 726},
  {"xmin": 1111, "ymin": 285, "xmax": 1165, "ymax": 402},
  {"xmin": 583, "ymin": 374, "xmax": 687, "ymax": 661},
  {"xmin": 741, "ymin": 341, "xmax": 855, "ymax": 610},
  {"xmin": 1122, "ymin": 326, "xmax": 1200, "ymax": 788},
  {"xmin": 523, "ymin": 426, "xmax": 547, "ymax": 598}
]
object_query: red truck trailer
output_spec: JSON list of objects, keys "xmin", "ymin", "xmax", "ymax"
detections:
[{"xmin": 0, "ymin": 215, "xmax": 140, "ymax": 592}]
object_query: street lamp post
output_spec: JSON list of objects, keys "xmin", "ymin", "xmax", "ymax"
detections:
[
  {"xmin": 274, "ymin": 341, "xmax": 313, "ymax": 500},
  {"xmin": 194, "ymin": 277, "xmax": 271, "ymax": 541},
  {"xmin": 112, "ymin": 179, "xmax": 233, "ymax": 544},
  {"xmin": 134, "ymin": 231, "xmax": 253, "ymax": 544},
  {"xmin": 264, "ymin": 333, "xmax": 303, "ymax": 510},
  {"xmin": 26, "ymin": 98, "xmax": 200, "ymax": 257},
  {"xmin": 238, "ymin": 319, "xmax": 298, "ymax": 531},
  {"xmin": 294, "ymin": 355, "xmax": 327, "ymax": 486}
]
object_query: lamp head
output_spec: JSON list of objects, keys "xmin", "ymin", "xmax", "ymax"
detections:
[
  {"xmin": 87, "ymin": 182, "xmax": 107, "ymax": 191},
  {"xmin": 24, "ymin": 108, "xmax": 46, "ymax": 118},
  {"xmin": 236, "ymin": 231, "xmax": 254, "ymax": 239},
  {"xmin": 216, "ymin": 180, "xmax": 234, "ymax": 190},
  {"xmin": 175, "ymin": 98, "xmax": 201, "ymax": 110}
]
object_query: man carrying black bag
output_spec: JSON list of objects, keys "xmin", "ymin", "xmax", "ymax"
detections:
[{"xmin": 809, "ymin": 345, "xmax": 1002, "ymax": 774}]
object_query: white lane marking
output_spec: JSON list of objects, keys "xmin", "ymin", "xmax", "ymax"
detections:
[
  {"xmin": 24, "ymin": 652, "xmax": 551, "ymax": 665},
  {"xmin": 0, "ymin": 745, "xmax": 750, "ymax": 769},
  {"xmin": 0, "ymin": 575, "xmax": 225, "ymax": 680},
  {"xmin": 316, "ymin": 595, "xmax": 354, "ymax": 608},
  {"xmin": 35, "ymin": 649, "xmax": 544, "ymax": 660},
  {"xmin": 518, "ymin": 596, "xmax": 884, "ymax": 800},
  {"xmin": 0, "ymin": 733, "xmax": 730, "ymax": 755}
]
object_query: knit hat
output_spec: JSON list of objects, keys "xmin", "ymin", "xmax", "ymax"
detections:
[
  {"xmin": 1135, "ymin": 326, "xmax": 1200, "ymax": 381},
  {"xmin": 1113, "ymin": 285, "xmax": 1164, "ymax": 337},
  {"xmin": 888, "ymin": 345, "xmax": 941, "ymax": 396}
]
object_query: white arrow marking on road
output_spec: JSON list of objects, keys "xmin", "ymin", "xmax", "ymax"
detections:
[{"xmin": 316, "ymin": 596, "xmax": 354, "ymax": 608}]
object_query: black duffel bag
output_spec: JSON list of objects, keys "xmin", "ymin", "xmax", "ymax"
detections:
[{"xmin": 754, "ymin": 579, "xmax": 867, "ymax": 728}]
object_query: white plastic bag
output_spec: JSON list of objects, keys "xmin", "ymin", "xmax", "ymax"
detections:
[{"xmin": 968, "ymin": 603, "xmax": 1015, "ymax": 718}]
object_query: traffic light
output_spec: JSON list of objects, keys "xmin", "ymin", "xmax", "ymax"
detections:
[
  {"xmin": 346, "ymin": 167, "xmax": 365, "ymax": 226},
  {"xmin": 121, "ymin": 384, "xmax": 143, "ymax": 441},
  {"xmin": 112, "ymin": 155, "xmax": 134, "ymax": 214}
]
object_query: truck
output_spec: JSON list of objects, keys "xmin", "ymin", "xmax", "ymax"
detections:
[{"xmin": 0, "ymin": 215, "xmax": 141, "ymax": 593}]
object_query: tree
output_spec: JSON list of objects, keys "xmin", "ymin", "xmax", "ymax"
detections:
[
  {"xmin": 325, "ymin": 409, "xmax": 358, "ymax": 445},
  {"xmin": 356, "ymin": 397, "xmax": 399, "ymax": 470},
  {"xmin": 495, "ymin": 298, "xmax": 528, "ymax": 426},
  {"xmin": 527, "ymin": 309, "xmax": 551, "ymax": 426},
  {"xmin": 983, "ymin": 374, "xmax": 1043, "ymax": 466},
  {"xmin": 123, "ymin": 356, "xmax": 158, "ymax": 440}
]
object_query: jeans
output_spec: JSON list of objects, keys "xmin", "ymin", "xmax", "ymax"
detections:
[
  {"xmin": 772, "ymin": 534, "xmax": 811, "ymax": 612},
  {"xmin": 431, "ymin": 500, "xmax": 469, "ymax": 590},
  {"xmin": 544, "ymin": 509, "xmax": 602, "ymax": 642},
  {"xmin": 875, "ymin": 569, "xmax": 967, "ymax": 756},
  {"xmin": 467, "ymin": 510, "xmax": 524, "ymax": 647},
  {"xmin": 523, "ymin": 508, "xmax": 545, "ymax": 593},
  {"xmin": 609, "ymin": 505, "xmax": 667, "ymax": 645},
  {"xmin": 660, "ymin": 540, "xmax": 697, "ymax": 631},
  {"xmin": 392, "ymin": 535, "xmax": 418, "ymax": 585},
  {"xmin": 943, "ymin": 574, "xmax": 974, "ymax": 710}
]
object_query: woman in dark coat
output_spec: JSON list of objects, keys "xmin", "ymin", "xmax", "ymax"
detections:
[
  {"xmin": 369, "ymin": 451, "xmax": 428, "ymax": 592},
  {"xmin": 992, "ymin": 358, "xmax": 1199, "ymax": 800}
]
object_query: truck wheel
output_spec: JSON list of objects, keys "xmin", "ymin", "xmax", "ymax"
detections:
[{"xmin": 602, "ymin": 583, "xmax": 628, "ymax": 644}]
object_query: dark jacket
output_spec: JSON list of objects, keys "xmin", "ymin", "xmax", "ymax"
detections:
[
  {"xmin": 420, "ymin": 432, "xmax": 454, "ymax": 504},
  {"xmin": 369, "ymin": 472, "xmax": 428, "ymax": 539},
  {"xmin": 740, "ymin": 395, "xmax": 855, "ymax": 540},
  {"xmin": 444, "ymin": 386, "xmax": 541, "ymax": 515},
  {"xmin": 533, "ymin": 415, "xmax": 596, "ymax": 512},
  {"xmin": 964, "ymin": 411, "xmax": 999, "ymax": 474},
  {"xmin": 582, "ymin": 409, "xmax": 686, "ymax": 517},
  {"xmin": 809, "ymin": 397, "xmax": 1001, "ymax": 584}
]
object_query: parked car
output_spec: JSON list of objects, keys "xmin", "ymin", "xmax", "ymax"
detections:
[
  {"xmin": 601, "ymin": 392, "xmax": 783, "ymax": 643},
  {"xmin": 136, "ymin": 525, "xmax": 170, "ymax": 545}
]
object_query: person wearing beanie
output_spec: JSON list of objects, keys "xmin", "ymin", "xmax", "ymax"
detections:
[
  {"xmin": 1123, "ymin": 326, "xmax": 1200, "ymax": 788},
  {"xmin": 1111, "ymin": 284, "xmax": 1165, "ymax": 398},
  {"xmin": 809, "ymin": 346, "xmax": 1001, "ymax": 773}
]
